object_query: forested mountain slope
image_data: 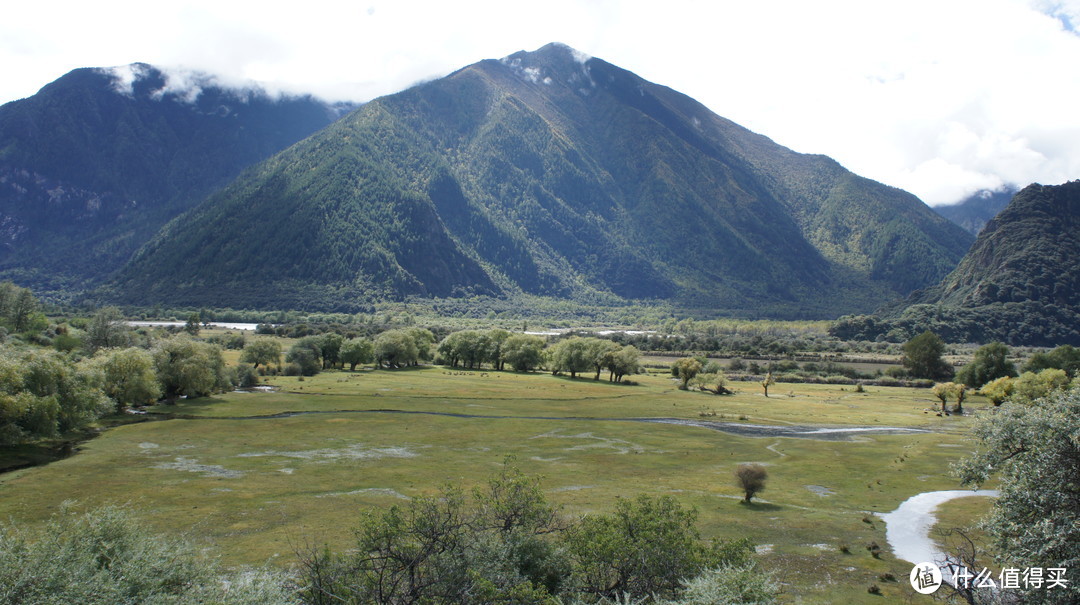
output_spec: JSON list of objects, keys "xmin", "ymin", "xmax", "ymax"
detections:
[
  {"xmin": 834, "ymin": 181, "xmax": 1080, "ymax": 345},
  {"xmin": 110, "ymin": 44, "xmax": 971, "ymax": 316},
  {"xmin": 0, "ymin": 63, "xmax": 350, "ymax": 294}
]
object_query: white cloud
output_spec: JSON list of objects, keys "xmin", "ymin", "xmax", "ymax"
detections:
[{"xmin": 3, "ymin": 0, "xmax": 1080, "ymax": 205}]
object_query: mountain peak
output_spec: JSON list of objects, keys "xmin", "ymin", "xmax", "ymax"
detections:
[{"xmin": 498, "ymin": 43, "xmax": 596, "ymax": 87}]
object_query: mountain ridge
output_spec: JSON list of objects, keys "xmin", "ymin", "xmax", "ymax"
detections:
[{"xmin": 106, "ymin": 43, "xmax": 971, "ymax": 317}]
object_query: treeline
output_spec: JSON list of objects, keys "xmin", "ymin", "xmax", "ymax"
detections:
[
  {"xmin": 832, "ymin": 302, "xmax": 1080, "ymax": 347},
  {"xmin": 268, "ymin": 328, "xmax": 643, "ymax": 384},
  {"xmin": 0, "ymin": 463, "xmax": 779, "ymax": 605}
]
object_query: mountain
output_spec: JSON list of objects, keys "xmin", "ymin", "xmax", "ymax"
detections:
[
  {"xmin": 934, "ymin": 187, "xmax": 1016, "ymax": 235},
  {"xmin": 0, "ymin": 63, "xmax": 351, "ymax": 294},
  {"xmin": 107, "ymin": 44, "xmax": 972, "ymax": 317},
  {"xmin": 834, "ymin": 181, "xmax": 1080, "ymax": 345}
]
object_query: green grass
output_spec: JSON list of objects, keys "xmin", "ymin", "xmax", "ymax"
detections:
[{"xmin": 0, "ymin": 366, "xmax": 989, "ymax": 603}]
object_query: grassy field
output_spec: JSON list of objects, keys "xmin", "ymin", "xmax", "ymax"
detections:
[{"xmin": 0, "ymin": 365, "xmax": 992, "ymax": 603}]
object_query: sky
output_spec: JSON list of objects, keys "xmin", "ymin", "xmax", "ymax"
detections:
[{"xmin": 3, "ymin": 0, "xmax": 1080, "ymax": 206}]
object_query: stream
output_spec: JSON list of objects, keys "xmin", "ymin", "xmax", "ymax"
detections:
[{"xmin": 882, "ymin": 489, "xmax": 1000, "ymax": 566}]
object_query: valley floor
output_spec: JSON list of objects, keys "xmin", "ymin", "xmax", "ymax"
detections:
[{"xmin": 0, "ymin": 367, "xmax": 992, "ymax": 603}]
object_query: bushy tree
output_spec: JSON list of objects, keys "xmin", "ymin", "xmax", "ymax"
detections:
[
  {"xmin": 340, "ymin": 337, "xmax": 374, "ymax": 371},
  {"xmin": 1011, "ymin": 368, "xmax": 1071, "ymax": 404},
  {"xmin": 0, "ymin": 282, "xmax": 41, "ymax": 333},
  {"xmin": 585, "ymin": 338, "xmax": 621, "ymax": 381},
  {"xmin": 901, "ymin": 331, "xmax": 953, "ymax": 380},
  {"xmin": 284, "ymin": 335, "xmax": 328, "ymax": 376},
  {"xmin": 605, "ymin": 345, "xmax": 642, "ymax": 383},
  {"xmin": 152, "ymin": 336, "xmax": 228, "ymax": 399},
  {"xmin": 85, "ymin": 307, "xmax": 131, "ymax": 352},
  {"xmin": 318, "ymin": 332, "xmax": 344, "ymax": 369},
  {"xmin": 672, "ymin": 358, "xmax": 703, "ymax": 390},
  {"xmin": 735, "ymin": 464, "xmax": 768, "ymax": 503},
  {"xmin": 548, "ymin": 338, "xmax": 593, "ymax": 379},
  {"xmin": 81, "ymin": 347, "xmax": 160, "ymax": 411},
  {"xmin": 240, "ymin": 337, "xmax": 282, "ymax": 370},
  {"xmin": 565, "ymin": 495, "xmax": 746, "ymax": 601},
  {"xmin": 956, "ymin": 342, "xmax": 1016, "ymax": 388},
  {"xmin": 978, "ymin": 375, "xmax": 1015, "ymax": 406},
  {"xmin": 374, "ymin": 329, "xmax": 419, "ymax": 368},
  {"xmin": 692, "ymin": 373, "xmax": 729, "ymax": 395},
  {"xmin": 0, "ymin": 348, "xmax": 111, "ymax": 444},
  {"xmin": 955, "ymin": 388, "xmax": 1080, "ymax": 604},
  {"xmin": 502, "ymin": 334, "xmax": 546, "ymax": 372},
  {"xmin": 299, "ymin": 460, "xmax": 564, "ymax": 604},
  {"xmin": 1023, "ymin": 344, "xmax": 1080, "ymax": 378}
]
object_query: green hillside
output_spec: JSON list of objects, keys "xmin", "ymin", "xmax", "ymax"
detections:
[
  {"xmin": 108, "ymin": 44, "xmax": 971, "ymax": 317},
  {"xmin": 0, "ymin": 63, "xmax": 349, "ymax": 295},
  {"xmin": 834, "ymin": 181, "xmax": 1080, "ymax": 345}
]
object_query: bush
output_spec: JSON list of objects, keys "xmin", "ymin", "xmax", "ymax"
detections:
[{"xmin": 0, "ymin": 504, "xmax": 294, "ymax": 604}]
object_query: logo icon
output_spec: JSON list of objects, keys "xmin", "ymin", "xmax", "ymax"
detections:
[{"xmin": 910, "ymin": 562, "xmax": 943, "ymax": 594}]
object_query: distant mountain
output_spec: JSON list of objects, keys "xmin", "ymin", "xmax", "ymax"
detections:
[
  {"xmin": 0, "ymin": 63, "xmax": 352, "ymax": 294},
  {"xmin": 934, "ymin": 187, "xmax": 1016, "ymax": 235},
  {"xmin": 835, "ymin": 181, "xmax": 1080, "ymax": 345},
  {"xmin": 108, "ymin": 43, "xmax": 971, "ymax": 317}
]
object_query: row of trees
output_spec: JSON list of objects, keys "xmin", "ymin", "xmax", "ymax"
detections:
[{"xmin": 270, "ymin": 328, "xmax": 644, "ymax": 383}]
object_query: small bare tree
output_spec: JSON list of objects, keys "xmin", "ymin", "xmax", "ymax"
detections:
[{"xmin": 735, "ymin": 463, "xmax": 768, "ymax": 504}]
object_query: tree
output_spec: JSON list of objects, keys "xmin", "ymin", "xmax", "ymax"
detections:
[
  {"xmin": 605, "ymin": 345, "xmax": 642, "ymax": 383},
  {"xmin": 956, "ymin": 342, "xmax": 1016, "ymax": 388},
  {"xmin": 901, "ymin": 331, "xmax": 953, "ymax": 380},
  {"xmin": 584, "ymin": 338, "xmax": 620, "ymax": 381},
  {"xmin": 152, "ymin": 336, "xmax": 228, "ymax": 399},
  {"xmin": 672, "ymin": 358, "xmax": 703, "ymax": 390},
  {"xmin": 0, "ymin": 348, "xmax": 111, "ymax": 444},
  {"xmin": 692, "ymin": 372, "xmax": 730, "ymax": 395},
  {"xmin": 932, "ymin": 382, "xmax": 953, "ymax": 414},
  {"xmin": 318, "ymin": 333, "xmax": 344, "ymax": 369},
  {"xmin": 184, "ymin": 312, "xmax": 201, "ymax": 336},
  {"xmin": 502, "ymin": 334, "xmax": 546, "ymax": 372},
  {"xmin": 340, "ymin": 337, "xmax": 374, "ymax": 371},
  {"xmin": 406, "ymin": 327, "xmax": 436, "ymax": 366},
  {"xmin": 735, "ymin": 464, "xmax": 768, "ymax": 504},
  {"xmin": 484, "ymin": 329, "xmax": 511, "ymax": 371},
  {"xmin": 978, "ymin": 376, "xmax": 1014, "ymax": 406},
  {"xmin": 374, "ymin": 329, "xmax": 419, "ymax": 368},
  {"xmin": 548, "ymin": 338, "xmax": 592, "ymax": 379},
  {"xmin": 1023, "ymin": 344, "xmax": 1080, "ymax": 378},
  {"xmin": 81, "ymin": 347, "xmax": 160, "ymax": 412},
  {"xmin": 240, "ymin": 338, "xmax": 281, "ymax": 370},
  {"xmin": 85, "ymin": 307, "xmax": 131, "ymax": 352},
  {"xmin": 298, "ymin": 462, "xmax": 565, "ymax": 604},
  {"xmin": 954, "ymin": 388, "xmax": 1080, "ymax": 605},
  {"xmin": 1011, "ymin": 368, "xmax": 1071, "ymax": 404},
  {"xmin": 760, "ymin": 371, "xmax": 775, "ymax": 398},
  {"xmin": 565, "ymin": 494, "xmax": 740, "ymax": 601}
]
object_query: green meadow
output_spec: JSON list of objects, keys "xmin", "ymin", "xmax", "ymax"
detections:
[{"xmin": 0, "ymin": 366, "xmax": 990, "ymax": 603}]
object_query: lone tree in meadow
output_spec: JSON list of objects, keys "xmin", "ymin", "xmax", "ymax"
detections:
[
  {"xmin": 735, "ymin": 463, "xmax": 768, "ymax": 504},
  {"xmin": 760, "ymin": 371, "xmax": 775, "ymax": 398}
]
